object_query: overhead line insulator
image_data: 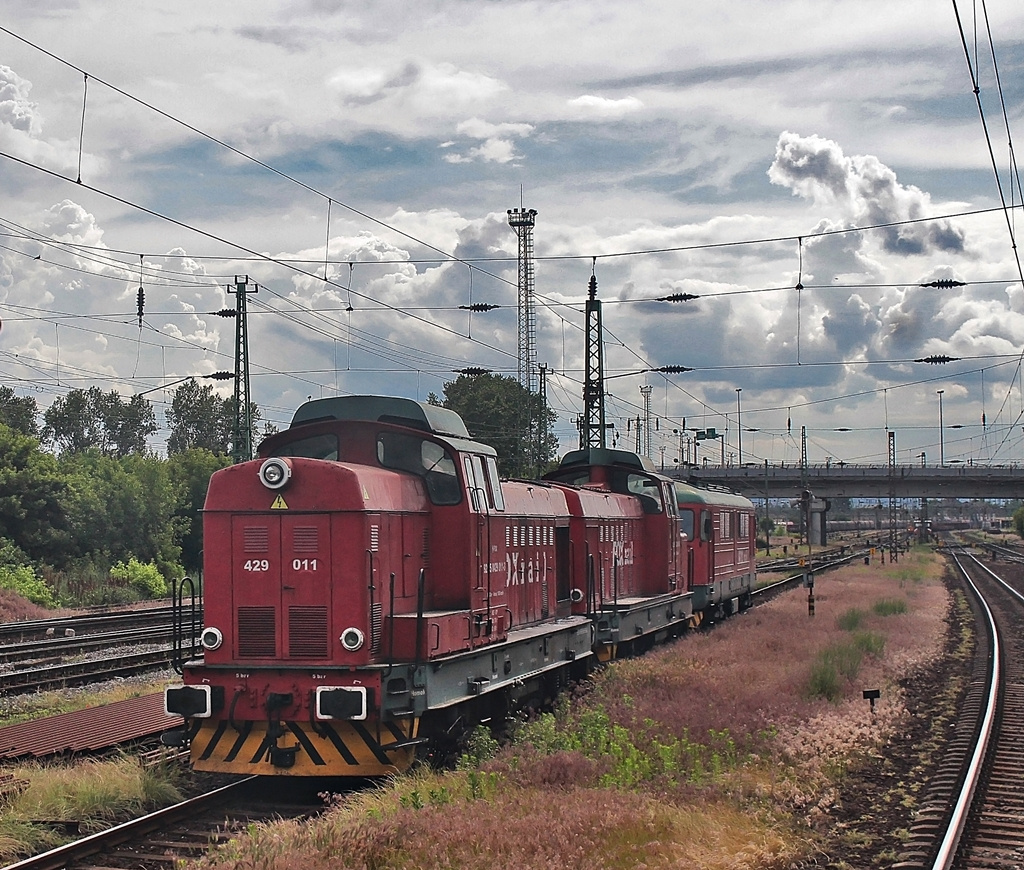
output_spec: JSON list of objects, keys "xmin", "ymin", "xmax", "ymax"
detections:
[{"xmin": 915, "ymin": 355, "xmax": 960, "ymax": 365}]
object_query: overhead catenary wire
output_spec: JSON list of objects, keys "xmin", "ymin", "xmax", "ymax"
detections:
[{"xmin": 1, "ymin": 21, "xmax": 1022, "ymax": 464}]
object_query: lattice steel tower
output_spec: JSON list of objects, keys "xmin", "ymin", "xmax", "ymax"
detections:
[
  {"xmin": 640, "ymin": 385, "xmax": 653, "ymax": 458},
  {"xmin": 229, "ymin": 275, "xmax": 257, "ymax": 464},
  {"xmin": 507, "ymin": 208, "xmax": 538, "ymax": 392},
  {"xmin": 581, "ymin": 274, "xmax": 606, "ymax": 448}
]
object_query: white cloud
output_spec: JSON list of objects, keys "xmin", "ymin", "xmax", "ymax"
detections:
[
  {"xmin": 567, "ymin": 94, "xmax": 643, "ymax": 119},
  {"xmin": 0, "ymin": 64, "xmax": 40, "ymax": 134},
  {"xmin": 3, "ymin": 0, "xmax": 1024, "ymax": 463},
  {"xmin": 441, "ymin": 117, "xmax": 534, "ymax": 164}
]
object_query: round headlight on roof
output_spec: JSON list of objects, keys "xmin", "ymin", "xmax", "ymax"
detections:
[{"xmin": 258, "ymin": 457, "xmax": 292, "ymax": 490}]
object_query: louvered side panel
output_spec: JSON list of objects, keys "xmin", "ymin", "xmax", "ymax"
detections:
[{"xmin": 370, "ymin": 602, "xmax": 382, "ymax": 653}]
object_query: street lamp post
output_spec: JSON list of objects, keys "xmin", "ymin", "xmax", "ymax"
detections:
[{"xmin": 937, "ymin": 389, "xmax": 945, "ymax": 467}]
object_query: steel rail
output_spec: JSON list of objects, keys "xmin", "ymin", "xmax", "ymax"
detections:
[
  {"xmin": 0, "ymin": 648, "xmax": 176, "ymax": 694},
  {"xmin": 0, "ymin": 626, "xmax": 176, "ymax": 663},
  {"xmin": 929, "ymin": 551, "xmax": 1001, "ymax": 869},
  {"xmin": 0, "ymin": 605, "xmax": 198, "ymax": 643},
  {"xmin": 0, "ymin": 777, "xmax": 256, "ymax": 870}
]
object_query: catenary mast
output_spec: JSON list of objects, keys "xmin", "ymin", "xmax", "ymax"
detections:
[{"xmin": 507, "ymin": 208, "xmax": 538, "ymax": 393}]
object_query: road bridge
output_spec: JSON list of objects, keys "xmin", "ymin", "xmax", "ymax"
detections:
[{"xmin": 678, "ymin": 463, "xmax": 1024, "ymax": 500}]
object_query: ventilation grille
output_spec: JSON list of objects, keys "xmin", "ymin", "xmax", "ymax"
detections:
[
  {"xmin": 370, "ymin": 602, "xmax": 382, "ymax": 654},
  {"xmin": 237, "ymin": 607, "xmax": 276, "ymax": 657},
  {"xmin": 292, "ymin": 526, "xmax": 319, "ymax": 553},
  {"xmin": 422, "ymin": 528, "xmax": 431, "ymax": 566},
  {"xmin": 370, "ymin": 525, "xmax": 379, "ymax": 552},
  {"xmin": 288, "ymin": 606, "xmax": 329, "ymax": 658},
  {"xmin": 243, "ymin": 526, "xmax": 269, "ymax": 553}
]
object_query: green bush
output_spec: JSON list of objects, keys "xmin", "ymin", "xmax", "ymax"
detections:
[
  {"xmin": 806, "ymin": 658, "xmax": 843, "ymax": 702},
  {"xmin": 0, "ymin": 564, "xmax": 59, "ymax": 608},
  {"xmin": 836, "ymin": 608, "xmax": 864, "ymax": 631},
  {"xmin": 806, "ymin": 632, "xmax": 885, "ymax": 701},
  {"xmin": 109, "ymin": 558, "xmax": 168, "ymax": 599},
  {"xmin": 872, "ymin": 598, "xmax": 907, "ymax": 616},
  {"xmin": 852, "ymin": 630, "xmax": 885, "ymax": 657}
]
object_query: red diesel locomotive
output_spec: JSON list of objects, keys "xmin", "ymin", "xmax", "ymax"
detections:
[{"xmin": 163, "ymin": 395, "xmax": 755, "ymax": 777}]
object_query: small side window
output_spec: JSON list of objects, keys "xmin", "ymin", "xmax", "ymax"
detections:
[
  {"xmin": 701, "ymin": 510, "xmax": 713, "ymax": 542},
  {"xmin": 680, "ymin": 509, "xmax": 695, "ymax": 541},
  {"xmin": 484, "ymin": 457, "xmax": 505, "ymax": 511},
  {"xmin": 463, "ymin": 456, "xmax": 482, "ymax": 512}
]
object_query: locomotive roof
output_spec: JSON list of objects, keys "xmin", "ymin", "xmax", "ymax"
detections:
[
  {"xmin": 288, "ymin": 395, "xmax": 497, "ymax": 456},
  {"xmin": 555, "ymin": 447, "xmax": 657, "ymax": 473},
  {"xmin": 292, "ymin": 395, "xmax": 471, "ymax": 438},
  {"xmin": 673, "ymin": 480, "xmax": 754, "ymax": 509}
]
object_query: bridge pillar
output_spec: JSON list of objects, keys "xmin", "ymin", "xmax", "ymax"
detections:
[{"xmin": 808, "ymin": 497, "xmax": 829, "ymax": 546}]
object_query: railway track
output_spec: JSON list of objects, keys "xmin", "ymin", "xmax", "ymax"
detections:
[
  {"xmin": 0, "ymin": 604, "xmax": 195, "ymax": 694},
  {"xmin": 894, "ymin": 548, "xmax": 1024, "ymax": 868},
  {"xmin": 0, "ymin": 604, "xmax": 186, "ymax": 644},
  {"xmin": 1, "ymin": 775, "xmax": 325, "ymax": 870}
]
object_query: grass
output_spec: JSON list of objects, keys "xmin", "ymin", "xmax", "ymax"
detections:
[
  {"xmin": 873, "ymin": 598, "xmax": 908, "ymax": 616},
  {"xmin": 0, "ymin": 677, "xmax": 174, "ymax": 728},
  {"xmin": 0, "ymin": 756, "xmax": 183, "ymax": 862},
  {"xmin": 0, "ymin": 550, "xmax": 948, "ymax": 870},
  {"xmin": 806, "ymin": 632, "xmax": 885, "ymax": 702},
  {"xmin": 836, "ymin": 608, "xmax": 864, "ymax": 631},
  {"xmin": 206, "ymin": 773, "xmax": 805, "ymax": 870}
]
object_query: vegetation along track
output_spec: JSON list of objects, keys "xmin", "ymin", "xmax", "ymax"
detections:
[
  {"xmin": 894, "ymin": 548, "xmax": 1024, "ymax": 868},
  {"xmin": 2, "ymin": 775, "xmax": 325, "ymax": 870}
]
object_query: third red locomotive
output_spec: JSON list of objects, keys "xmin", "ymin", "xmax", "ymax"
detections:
[{"xmin": 164, "ymin": 395, "xmax": 755, "ymax": 776}]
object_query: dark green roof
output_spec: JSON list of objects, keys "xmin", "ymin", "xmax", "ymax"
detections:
[
  {"xmin": 674, "ymin": 480, "xmax": 754, "ymax": 509},
  {"xmin": 291, "ymin": 396, "xmax": 470, "ymax": 438},
  {"xmin": 556, "ymin": 447, "xmax": 656, "ymax": 473}
]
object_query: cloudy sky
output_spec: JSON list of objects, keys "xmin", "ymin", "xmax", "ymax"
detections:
[{"xmin": 2, "ymin": 1, "xmax": 1024, "ymax": 469}]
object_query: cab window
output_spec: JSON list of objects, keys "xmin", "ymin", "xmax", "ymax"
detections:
[
  {"xmin": 271, "ymin": 433, "xmax": 338, "ymax": 460},
  {"xmin": 626, "ymin": 473, "xmax": 663, "ymax": 514},
  {"xmin": 377, "ymin": 432, "xmax": 461, "ymax": 506}
]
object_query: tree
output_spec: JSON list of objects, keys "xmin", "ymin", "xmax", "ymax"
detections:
[
  {"xmin": 0, "ymin": 386, "xmax": 39, "ymax": 436},
  {"xmin": 42, "ymin": 387, "xmax": 156, "ymax": 457},
  {"xmin": 0, "ymin": 424, "xmax": 68, "ymax": 562},
  {"xmin": 167, "ymin": 448, "xmax": 231, "ymax": 572},
  {"xmin": 59, "ymin": 451, "xmax": 182, "ymax": 572},
  {"xmin": 434, "ymin": 373, "xmax": 558, "ymax": 478},
  {"xmin": 166, "ymin": 379, "xmax": 233, "ymax": 455},
  {"xmin": 1013, "ymin": 505, "xmax": 1024, "ymax": 539}
]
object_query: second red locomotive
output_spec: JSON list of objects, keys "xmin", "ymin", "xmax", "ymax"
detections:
[{"xmin": 163, "ymin": 395, "xmax": 755, "ymax": 776}]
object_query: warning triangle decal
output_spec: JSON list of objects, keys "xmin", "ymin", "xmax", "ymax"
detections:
[{"xmin": 270, "ymin": 495, "xmax": 289, "ymax": 510}]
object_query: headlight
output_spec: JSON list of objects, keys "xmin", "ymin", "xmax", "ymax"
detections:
[
  {"xmin": 258, "ymin": 457, "xmax": 292, "ymax": 490},
  {"xmin": 200, "ymin": 627, "xmax": 223, "ymax": 650},
  {"xmin": 340, "ymin": 627, "xmax": 365, "ymax": 651}
]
